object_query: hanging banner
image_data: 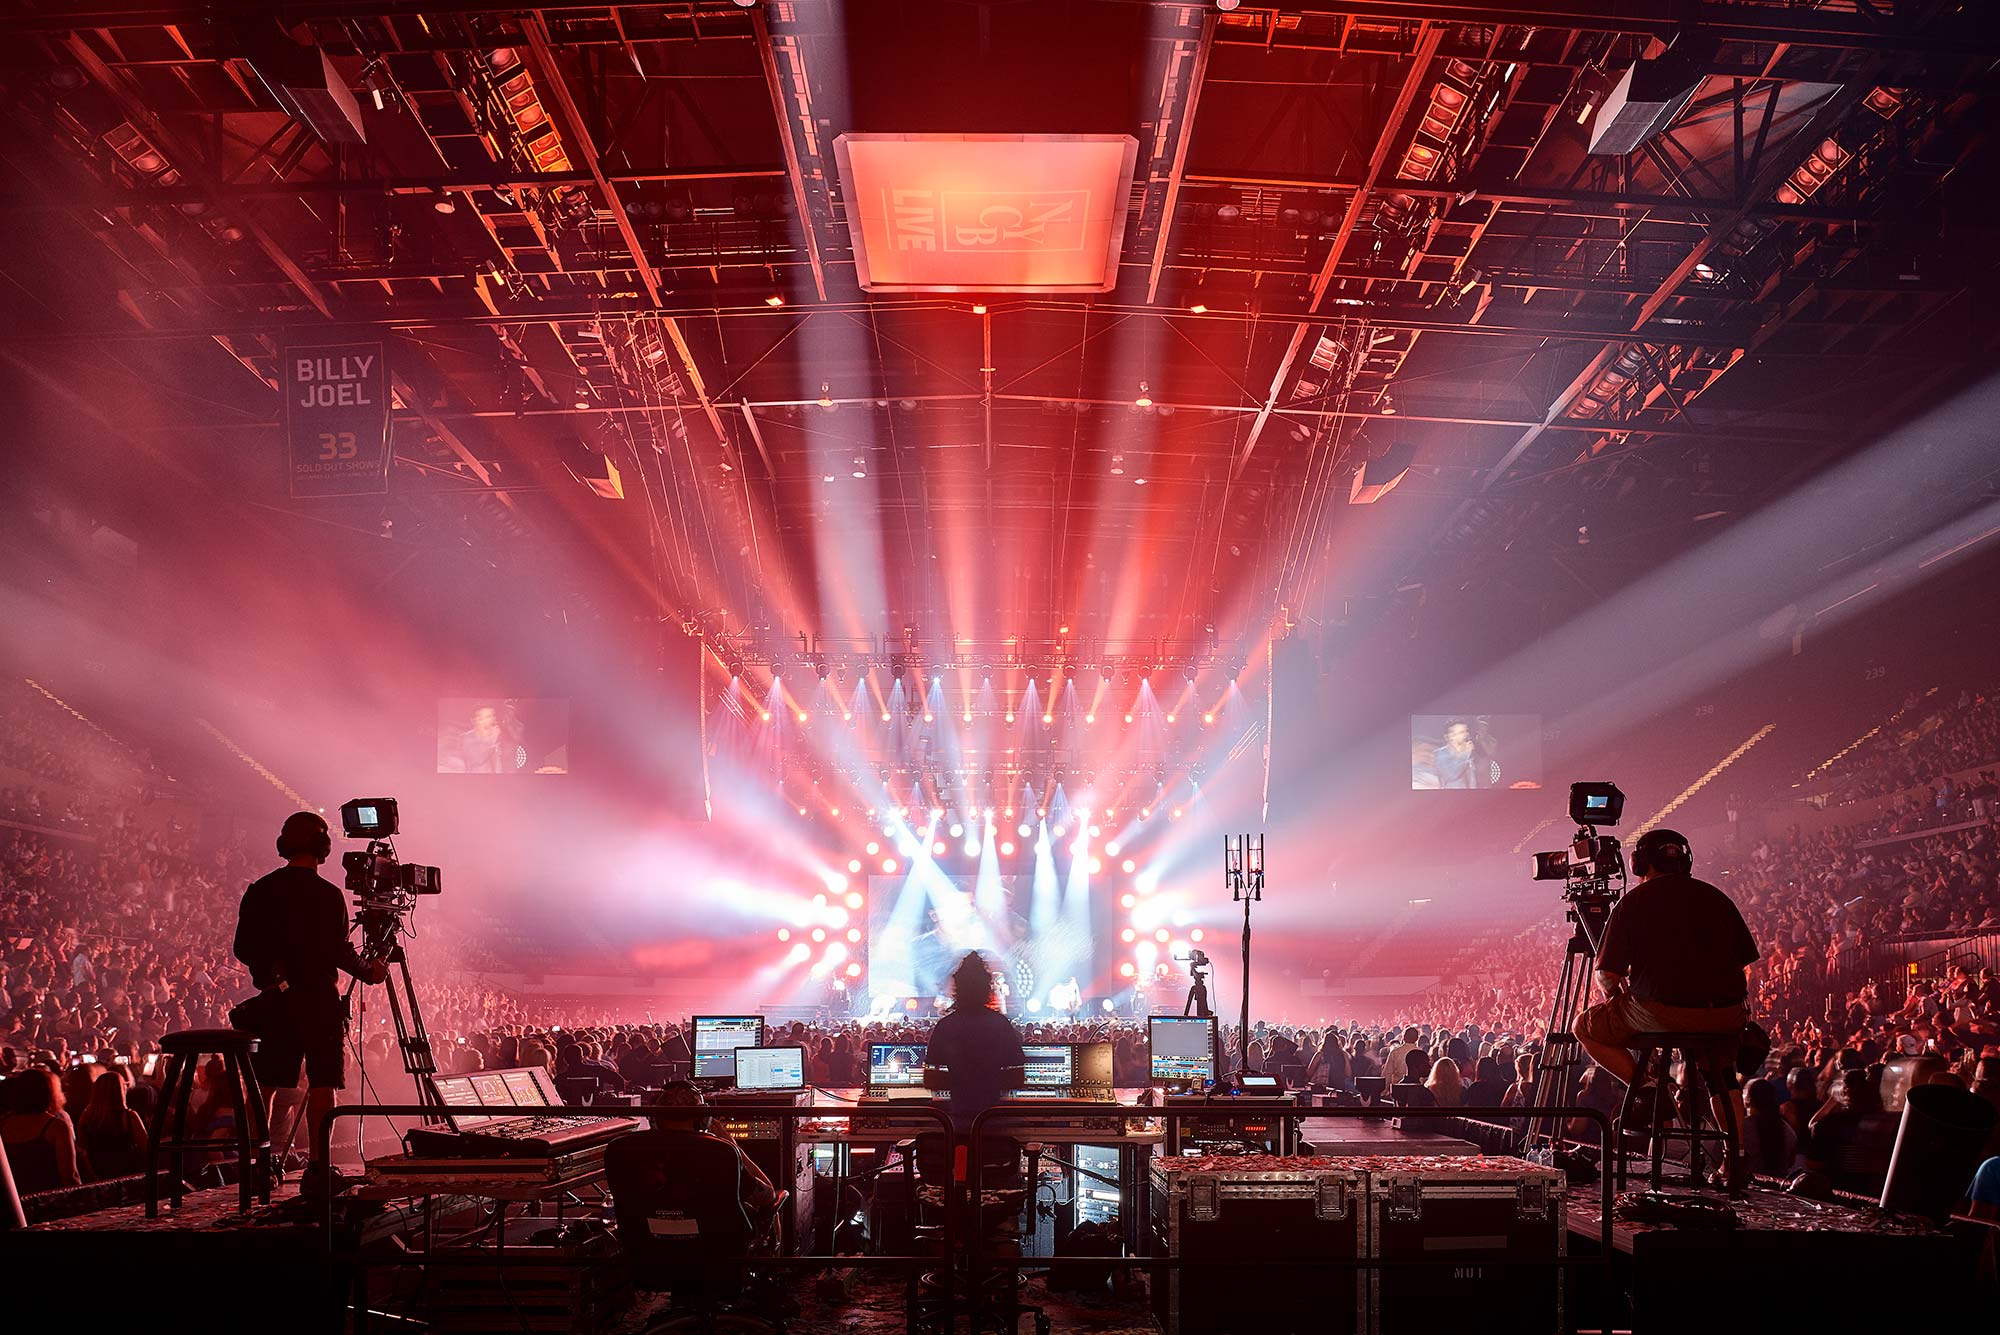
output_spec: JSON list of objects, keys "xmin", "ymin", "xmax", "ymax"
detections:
[{"xmin": 284, "ymin": 339, "xmax": 391, "ymax": 497}]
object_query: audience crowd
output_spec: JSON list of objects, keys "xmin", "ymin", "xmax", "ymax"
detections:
[{"xmin": 6, "ymin": 672, "xmax": 2000, "ymax": 1208}]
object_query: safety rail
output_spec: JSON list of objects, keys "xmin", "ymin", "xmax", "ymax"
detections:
[
  {"xmin": 966, "ymin": 1101, "xmax": 1616, "ymax": 1332},
  {"xmin": 316, "ymin": 1100, "xmax": 1618, "ymax": 1331},
  {"xmin": 318, "ymin": 1101, "xmax": 961, "ymax": 1325}
]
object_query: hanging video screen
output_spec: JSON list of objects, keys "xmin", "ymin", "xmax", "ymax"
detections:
[
  {"xmin": 436, "ymin": 698, "xmax": 570, "ymax": 774},
  {"xmin": 1410, "ymin": 714, "xmax": 1542, "ymax": 790}
]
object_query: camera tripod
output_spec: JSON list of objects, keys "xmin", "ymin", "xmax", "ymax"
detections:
[
  {"xmin": 1522, "ymin": 889, "xmax": 1617, "ymax": 1158},
  {"xmin": 351, "ymin": 905, "xmax": 446, "ymax": 1143},
  {"xmin": 1183, "ymin": 961, "xmax": 1213, "ymax": 1019}
]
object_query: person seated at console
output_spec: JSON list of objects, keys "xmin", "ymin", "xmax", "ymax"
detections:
[
  {"xmin": 924, "ymin": 953, "xmax": 1026, "ymax": 1133},
  {"xmin": 641, "ymin": 1081, "xmax": 780, "ymax": 1242},
  {"xmin": 1575, "ymin": 828, "xmax": 1760, "ymax": 1188}
]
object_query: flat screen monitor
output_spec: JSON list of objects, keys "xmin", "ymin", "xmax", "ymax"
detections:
[
  {"xmin": 868, "ymin": 1043, "xmax": 927, "ymax": 1089},
  {"xmin": 1238, "ymin": 1072, "xmax": 1281, "ymax": 1093},
  {"xmin": 1071, "ymin": 1040, "xmax": 1114, "ymax": 1091},
  {"xmin": 1148, "ymin": 1015, "xmax": 1218, "ymax": 1085},
  {"xmin": 692, "ymin": 1015, "xmax": 765, "ymax": 1080},
  {"xmin": 1021, "ymin": 1044, "xmax": 1075, "ymax": 1089},
  {"xmin": 733, "ymin": 1045, "xmax": 806, "ymax": 1092}
]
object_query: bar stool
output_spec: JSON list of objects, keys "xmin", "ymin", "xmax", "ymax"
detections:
[
  {"xmin": 146, "ymin": 1028, "xmax": 272, "ymax": 1216},
  {"xmin": 1613, "ymin": 1031, "xmax": 1741, "ymax": 1191}
]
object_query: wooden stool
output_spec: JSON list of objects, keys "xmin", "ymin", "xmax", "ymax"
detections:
[
  {"xmin": 146, "ymin": 1028, "xmax": 271, "ymax": 1216},
  {"xmin": 1614, "ymin": 1031, "xmax": 1741, "ymax": 1191}
]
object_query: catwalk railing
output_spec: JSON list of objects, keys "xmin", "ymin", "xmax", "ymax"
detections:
[{"xmin": 320, "ymin": 1100, "xmax": 1614, "ymax": 1330}]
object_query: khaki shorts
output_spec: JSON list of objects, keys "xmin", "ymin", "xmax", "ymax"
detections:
[{"xmin": 1575, "ymin": 995, "xmax": 1746, "ymax": 1088}]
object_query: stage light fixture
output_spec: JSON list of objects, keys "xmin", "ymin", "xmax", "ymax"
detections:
[
  {"xmin": 1018, "ymin": 823, "xmax": 1032, "ymax": 838},
  {"xmin": 1000, "ymin": 841, "xmax": 1015, "ymax": 856},
  {"xmin": 1203, "ymin": 713, "xmax": 1215, "ymax": 725},
  {"xmin": 972, "ymin": 302, "xmax": 987, "ymax": 314},
  {"xmin": 1122, "ymin": 858, "xmax": 1137, "ymax": 874},
  {"xmin": 866, "ymin": 841, "xmax": 881, "ymax": 855},
  {"xmin": 1089, "ymin": 857, "xmax": 1104, "ymax": 874},
  {"xmin": 813, "ymin": 893, "xmax": 827, "ymax": 908},
  {"xmin": 1171, "ymin": 808, "xmax": 1183, "ymax": 820},
  {"xmin": 1120, "ymin": 962, "xmax": 1136, "ymax": 978},
  {"xmin": 1120, "ymin": 893, "xmax": 1137, "ymax": 909},
  {"xmin": 1106, "ymin": 841, "xmax": 1121, "ymax": 856},
  {"xmin": 846, "ymin": 928, "xmax": 862, "ymax": 943},
  {"xmin": 796, "ymin": 712, "xmax": 808, "ymax": 723},
  {"xmin": 1124, "ymin": 713, "xmax": 1134, "ymax": 724},
  {"xmin": 1005, "ymin": 713, "xmax": 1015, "ymax": 723},
  {"xmin": 433, "ymin": 194, "xmax": 457, "ymax": 214},
  {"xmin": 932, "ymin": 840, "xmax": 947, "ymax": 856},
  {"xmin": 882, "ymin": 858, "xmax": 899, "ymax": 873},
  {"xmin": 924, "ymin": 713, "xmax": 934, "ymax": 722},
  {"xmin": 1121, "ymin": 928, "xmax": 1137, "ymax": 943},
  {"xmin": 882, "ymin": 712, "xmax": 892, "ymax": 721},
  {"xmin": 777, "ymin": 928, "xmax": 790, "ymax": 942},
  {"xmin": 765, "ymin": 294, "xmax": 785, "ymax": 306},
  {"xmin": 1191, "ymin": 928, "xmax": 1204, "ymax": 943},
  {"xmin": 811, "ymin": 928, "xmax": 827, "ymax": 942},
  {"xmin": 962, "ymin": 712, "xmax": 972, "ymax": 723},
  {"xmin": 761, "ymin": 711, "xmax": 772, "ymax": 721},
  {"xmin": 964, "ymin": 841, "xmax": 979, "ymax": 857},
  {"xmin": 848, "ymin": 859, "xmax": 862, "ymax": 874},
  {"xmin": 845, "ymin": 961, "xmax": 863, "ymax": 977},
  {"xmin": 1215, "ymin": 0, "xmax": 1241, "ymax": 10},
  {"xmin": 1155, "ymin": 929, "xmax": 1170, "ymax": 943},
  {"xmin": 1134, "ymin": 381, "xmax": 1153, "ymax": 408},
  {"xmin": 1188, "ymin": 302, "xmax": 1207, "ymax": 314},
  {"xmin": 1043, "ymin": 713, "xmax": 1053, "ymax": 724},
  {"xmin": 1085, "ymin": 714, "xmax": 1096, "ymax": 724},
  {"xmin": 950, "ymin": 822, "xmax": 965, "ymax": 838}
]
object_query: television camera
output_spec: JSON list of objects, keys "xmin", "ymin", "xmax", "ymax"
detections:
[
  {"xmin": 336, "ymin": 798, "xmax": 445, "ymax": 1116},
  {"xmin": 1524, "ymin": 782, "xmax": 1629, "ymax": 1161},
  {"xmin": 1531, "ymin": 781, "xmax": 1626, "ymax": 898},
  {"xmin": 338, "ymin": 798, "xmax": 441, "ymax": 958}
]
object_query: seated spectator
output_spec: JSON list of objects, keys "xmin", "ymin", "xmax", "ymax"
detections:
[
  {"xmin": 1392, "ymin": 1050, "xmax": 1437, "ymax": 1108},
  {"xmin": 1806, "ymin": 1068, "xmax": 1899, "ymax": 1195},
  {"xmin": 1425, "ymin": 1055, "xmax": 1463, "ymax": 1108},
  {"xmin": 1, "ymin": 1067, "xmax": 83, "ymax": 1192},
  {"xmin": 1463, "ymin": 1055, "xmax": 1510, "ymax": 1107},
  {"xmin": 77, "ymin": 1067, "xmax": 149, "ymax": 1180},
  {"xmin": 1740, "ymin": 1077, "xmax": 1801, "ymax": 1178}
]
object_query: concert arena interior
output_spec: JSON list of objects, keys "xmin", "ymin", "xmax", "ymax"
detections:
[{"xmin": 7, "ymin": 3, "xmax": 2000, "ymax": 1332}]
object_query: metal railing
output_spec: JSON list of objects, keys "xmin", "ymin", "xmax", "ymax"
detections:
[{"xmin": 317, "ymin": 1099, "xmax": 1616, "ymax": 1332}]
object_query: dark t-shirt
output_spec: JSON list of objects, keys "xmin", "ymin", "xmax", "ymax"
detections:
[
  {"xmin": 925, "ymin": 1003, "xmax": 1027, "ymax": 1131},
  {"xmin": 233, "ymin": 865, "xmax": 368, "ymax": 1001},
  {"xmin": 1596, "ymin": 873, "xmax": 1759, "ymax": 1006}
]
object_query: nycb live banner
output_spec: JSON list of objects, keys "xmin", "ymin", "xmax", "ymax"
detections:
[{"xmin": 285, "ymin": 340, "xmax": 391, "ymax": 497}]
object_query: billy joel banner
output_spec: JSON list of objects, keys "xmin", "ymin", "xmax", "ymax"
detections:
[{"xmin": 285, "ymin": 340, "xmax": 391, "ymax": 497}]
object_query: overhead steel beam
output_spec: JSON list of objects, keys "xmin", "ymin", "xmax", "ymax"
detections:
[
  {"xmin": 1234, "ymin": 23, "xmax": 1440, "ymax": 478},
  {"xmin": 1181, "ymin": 172, "xmax": 1878, "ymax": 226},
  {"xmin": 751, "ymin": 7, "xmax": 828, "ymax": 303},
  {"xmin": 6, "ymin": 2, "xmax": 1989, "ymax": 55},
  {"xmin": 520, "ymin": 15, "xmax": 730, "ymax": 450},
  {"xmin": 1146, "ymin": 10, "xmax": 1216, "ymax": 304},
  {"xmin": 1480, "ymin": 79, "xmax": 1877, "ymax": 491},
  {"xmin": 0, "ymin": 165, "xmax": 790, "ymax": 213}
]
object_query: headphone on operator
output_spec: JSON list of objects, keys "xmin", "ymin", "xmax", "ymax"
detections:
[
  {"xmin": 1630, "ymin": 828, "xmax": 1693, "ymax": 879},
  {"xmin": 276, "ymin": 810, "xmax": 333, "ymax": 862}
]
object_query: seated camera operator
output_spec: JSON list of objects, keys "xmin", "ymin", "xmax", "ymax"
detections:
[
  {"xmin": 232, "ymin": 811, "xmax": 387, "ymax": 1194},
  {"xmin": 1575, "ymin": 828, "xmax": 1759, "ymax": 1185}
]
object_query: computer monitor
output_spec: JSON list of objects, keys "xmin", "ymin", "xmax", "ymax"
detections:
[
  {"xmin": 1148, "ymin": 1015, "xmax": 1218, "ymax": 1085},
  {"xmin": 733, "ymin": 1045, "xmax": 806, "ymax": 1092},
  {"xmin": 1071, "ymin": 1040, "xmax": 1114, "ymax": 1092},
  {"xmin": 692, "ymin": 1015, "xmax": 765, "ymax": 1080},
  {"xmin": 1021, "ymin": 1043, "xmax": 1075, "ymax": 1089},
  {"xmin": 868, "ymin": 1042, "xmax": 927, "ymax": 1089}
]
